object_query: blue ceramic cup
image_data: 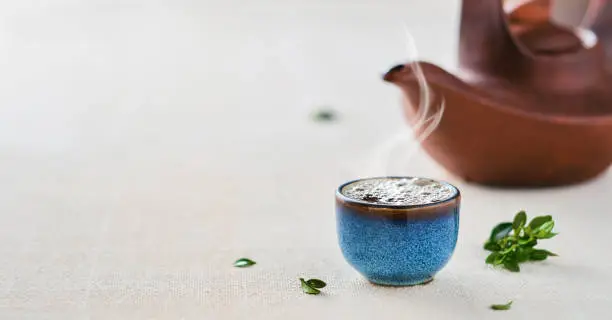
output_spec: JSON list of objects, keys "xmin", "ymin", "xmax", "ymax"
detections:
[{"xmin": 336, "ymin": 177, "xmax": 460, "ymax": 286}]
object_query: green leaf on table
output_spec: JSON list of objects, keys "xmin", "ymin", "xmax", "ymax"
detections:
[
  {"xmin": 490, "ymin": 301, "xmax": 513, "ymax": 311},
  {"xmin": 528, "ymin": 215, "xmax": 552, "ymax": 230},
  {"xmin": 516, "ymin": 247, "xmax": 533, "ymax": 263},
  {"xmin": 530, "ymin": 249, "xmax": 558, "ymax": 261},
  {"xmin": 312, "ymin": 109, "xmax": 337, "ymax": 122},
  {"xmin": 537, "ymin": 232, "xmax": 558, "ymax": 239},
  {"xmin": 494, "ymin": 252, "xmax": 506, "ymax": 265},
  {"xmin": 512, "ymin": 211, "xmax": 527, "ymax": 232},
  {"xmin": 490, "ymin": 222, "xmax": 513, "ymax": 242},
  {"xmin": 540, "ymin": 220, "xmax": 554, "ymax": 232},
  {"xmin": 484, "ymin": 241, "xmax": 501, "ymax": 252},
  {"xmin": 503, "ymin": 258, "xmax": 520, "ymax": 272},
  {"xmin": 233, "ymin": 258, "xmax": 256, "ymax": 268},
  {"xmin": 484, "ymin": 211, "xmax": 558, "ymax": 272},
  {"xmin": 300, "ymin": 278, "xmax": 321, "ymax": 295},
  {"xmin": 529, "ymin": 250, "xmax": 549, "ymax": 261},
  {"xmin": 534, "ymin": 220, "xmax": 555, "ymax": 238},
  {"xmin": 306, "ymin": 279, "xmax": 327, "ymax": 289},
  {"xmin": 486, "ymin": 252, "xmax": 500, "ymax": 264}
]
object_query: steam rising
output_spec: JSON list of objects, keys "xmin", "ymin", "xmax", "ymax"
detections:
[
  {"xmin": 357, "ymin": 27, "xmax": 445, "ymax": 177},
  {"xmin": 403, "ymin": 26, "xmax": 446, "ymax": 147}
]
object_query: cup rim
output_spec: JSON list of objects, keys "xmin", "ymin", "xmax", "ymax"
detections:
[{"xmin": 335, "ymin": 176, "xmax": 460, "ymax": 210}]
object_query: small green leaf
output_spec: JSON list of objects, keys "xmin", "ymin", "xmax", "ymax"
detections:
[
  {"xmin": 512, "ymin": 211, "xmax": 527, "ymax": 232},
  {"xmin": 493, "ymin": 253, "xmax": 506, "ymax": 266},
  {"xmin": 504, "ymin": 259, "xmax": 520, "ymax": 272},
  {"xmin": 537, "ymin": 232, "xmax": 558, "ymax": 239},
  {"xmin": 541, "ymin": 249, "xmax": 558, "ymax": 257},
  {"xmin": 484, "ymin": 241, "xmax": 501, "ymax": 252},
  {"xmin": 490, "ymin": 301, "xmax": 513, "ymax": 311},
  {"xmin": 300, "ymin": 278, "xmax": 321, "ymax": 295},
  {"xmin": 529, "ymin": 215, "xmax": 552, "ymax": 230},
  {"xmin": 533, "ymin": 221, "xmax": 555, "ymax": 239},
  {"xmin": 516, "ymin": 247, "xmax": 533, "ymax": 262},
  {"xmin": 490, "ymin": 222, "xmax": 513, "ymax": 242},
  {"xmin": 541, "ymin": 220, "xmax": 554, "ymax": 232},
  {"xmin": 233, "ymin": 258, "xmax": 256, "ymax": 268},
  {"xmin": 529, "ymin": 249, "xmax": 549, "ymax": 261},
  {"xmin": 486, "ymin": 252, "xmax": 499, "ymax": 264},
  {"xmin": 312, "ymin": 109, "xmax": 336, "ymax": 122},
  {"xmin": 306, "ymin": 279, "xmax": 327, "ymax": 289},
  {"xmin": 530, "ymin": 249, "xmax": 558, "ymax": 261}
]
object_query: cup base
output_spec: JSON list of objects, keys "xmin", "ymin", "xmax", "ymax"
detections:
[{"xmin": 366, "ymin": 276, "xmax": 434, "ymax": 287}]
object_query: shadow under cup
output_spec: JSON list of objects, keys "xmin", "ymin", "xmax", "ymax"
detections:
[{"xmin": 335, "ymin": 177, "xmax": 461, "ymax": 286}]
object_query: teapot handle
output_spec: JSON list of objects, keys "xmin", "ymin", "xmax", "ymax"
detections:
[{"xmin": 459, "ymin": 0, "xmax": 525, "ymax": 79}]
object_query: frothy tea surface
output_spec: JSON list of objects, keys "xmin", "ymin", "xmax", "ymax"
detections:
[{"xmin": 340, "ymin": 177, "xmax": 456, "ymax": 206}]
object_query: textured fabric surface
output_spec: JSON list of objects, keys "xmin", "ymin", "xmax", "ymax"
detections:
[{"xmin": 1, "ymin": 1, "xmax": 611, "ymax": 319}]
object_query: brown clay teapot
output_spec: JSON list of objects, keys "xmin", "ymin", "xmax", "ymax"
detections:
[{"xmin": 384, "ymin": 0, "xmax": 612, "ymax": 187}]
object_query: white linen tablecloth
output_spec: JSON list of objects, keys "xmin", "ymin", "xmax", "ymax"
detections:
[{"xmin": 1, "ymin": 1, "xmax": 611, "ymax": 319}]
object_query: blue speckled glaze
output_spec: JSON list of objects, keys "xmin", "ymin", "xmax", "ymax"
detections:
[{"xmin": 336, "ymin": 179, "xmax": 460, "ymax": 286}]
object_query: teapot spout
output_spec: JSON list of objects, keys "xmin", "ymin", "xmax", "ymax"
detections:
[
  {"xmin": 382, "ymin": 61, "xmax": 465, "ymax": 140},
  {"xmin": 383, "ymin": 61, "xmax": 480, "ymax": 97},
  {"xmin": 382, "ymin": 64, "xmax": 407, "ymax": 84},
  {"xmin": 382, "ymin": 61, "xmax": 476, "ymax": 112}
]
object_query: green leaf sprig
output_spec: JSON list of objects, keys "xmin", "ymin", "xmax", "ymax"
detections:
[
  {"xmin": 484, "ymin": 211, "xmax": 558, "ymax": 272},
  {"xmin": 300, "ymin": 278, "xmax": 327, "ymax": 295},
  {"xmin": 490, "ymin": 301, "xmax": 513, "ymax": 311},
  {"xmin": 312, "ymin": 109, "xmax": 337, "ymax": 122},
  {"xmin": 233, "ymin": 258, "xmax": 256, "ymax": 268}
]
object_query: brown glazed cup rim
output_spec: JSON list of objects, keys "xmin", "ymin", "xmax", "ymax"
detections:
[{"xmin": 335, "ymin": 176, "xmax": 461, "ymax": 217}]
